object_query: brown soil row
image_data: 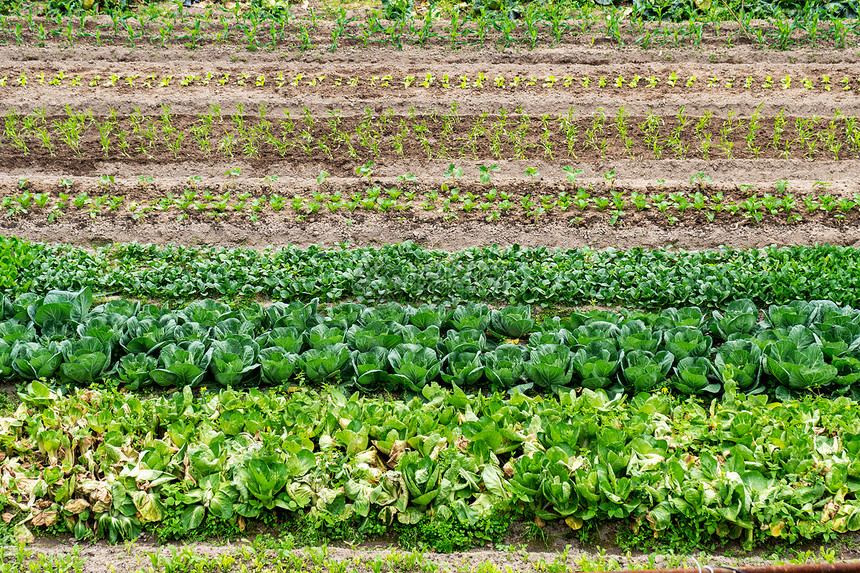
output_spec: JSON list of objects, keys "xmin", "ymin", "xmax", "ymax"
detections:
[
  {"xmin": 0, "ymin": 112, "xmax": 856, "ymax": 172},
  {"xmin": 0, "ymin": 160, "xmax": 857, "ymax": 194},
  {"xmin": 0, "ymin": 19, "xmax": 856, "ymax": 253},
  {"xmin": 2, "ymin": 51, "xmax": 860, "ymax": 117},
  {"xmin": 5, "ymin": 10, "xmax": 860, "ymax": 56},
  {"xmin": 24, "ymin": 527, "xmax": 860, "ymax": 573},
  {"xmin": 5, "ymin": 203, "xmax": 859, "ymax": 252},
  {"xmin": 0, "ymin": 175, "xmax": 857, "ymax": 200}
]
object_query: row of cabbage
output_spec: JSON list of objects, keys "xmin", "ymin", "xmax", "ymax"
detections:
[
  {"xmin": 2, "ymin": 289, "xmax": 859, "ymax": 399},
  {"xmin": 5, "ymin": 383, "xmax": 860, "ymax": 546}
]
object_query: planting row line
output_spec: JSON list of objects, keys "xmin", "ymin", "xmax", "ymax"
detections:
[
  {"xmin": 0, "ymin": 290, "xmax": 857, "ymax": 400},
  {"xmin": 4, "ymin": 238, "xmax": 860, "ymax": 309},
  {"xmin": 1, "ymin": 180, "xmax": 857, "ymax": 226},
  {"xmin": 0, "ymin": 105, "xmax": 856, "ymax": 163},
  {"xmin": 4, "ymin": 382, "xmax": 859, "ymax": 546},
  {"xmin": 0, "ymin": 3, "xmax": 856, "ymax": 52},
  {"xmin": 5, "ymin": 70, "xmax": 857, "ymax": 93}
]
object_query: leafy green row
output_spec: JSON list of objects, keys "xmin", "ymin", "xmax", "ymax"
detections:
[
  {"xmin": 5, "ymin": 382, "xmax": 860, "ymax": 547},
  {"xmin": 7, "ymin": 237, "xmax": 860, "ymax": 308},
  {"xmin": 2, "ymin": 288, "xmax": 860, "ymax": 400}
]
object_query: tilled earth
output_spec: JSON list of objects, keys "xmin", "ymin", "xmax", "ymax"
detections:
[{"xmin": 0, "ymin": 7, "xmax": 859, "ymax": 250}]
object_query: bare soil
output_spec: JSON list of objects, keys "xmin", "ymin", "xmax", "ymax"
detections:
[
  {"xmin": 0, "ymin": 27, "xmax": 858, "ymax": 251},
  {"xmin": 21, "ymin": 528, "xmax": 860, "ymax": 573}
]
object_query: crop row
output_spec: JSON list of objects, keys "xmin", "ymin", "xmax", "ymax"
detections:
[
  {"xmin": 2, "ymin": 290, "xmax": 858, "ymax": 400},
  {"xmin": 1, "ymin": 105, "xmax": 853, "ymax": 163},
  {"xmin": 0, "ymin": 3, "xmax": 856, "ymax": 52},
  {"xmin": 5, "ymin": 381, "xmax": 860, "ymax": 546},
  {"xmin": 5, "ymin": 70, "xmax": 856, "ymax": 93},
  {"xmin": 2, "ymin": 174, "xmax": 857, "ymax": 226},
  {"xmin": 4, "ymin": 238, "xmax": 860, "ymax": 308}
]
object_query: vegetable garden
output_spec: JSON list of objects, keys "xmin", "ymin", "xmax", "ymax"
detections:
[{"xmin": 3, "ymin": 0, "xmax": 860, "ymax": 570}]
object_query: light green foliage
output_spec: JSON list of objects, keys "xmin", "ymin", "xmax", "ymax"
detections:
[{"xmin": 4, "ymin": 383, "xmax": 860, "ymax": 549}]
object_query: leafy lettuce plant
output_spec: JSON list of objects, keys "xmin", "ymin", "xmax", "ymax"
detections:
[
  {"xmin": 765, "ymin": 301, "xmax": 815, "ymax": 329},
  {"xmin": 346, "ymin": 321, "xmax": 402, "ymax": 352},
  {"xmin": 620, "ymin": 350, "xmax": 674, "ymax": 393},
  {"xmin": 450, "ymin": 302, "xmax": 490, "ymax": 331},
  {"xmin": 406, "ymin": 304, "xmax": 451, "ymax": 329},
  {"xmin": 663, "ymin": 327, "xmax": 712, "ymax": 360},
  {"xmin": 673, "ymin": 356, "xmax": 720, "ymax": 394},
  {"xmin": 489, "ymin": 306, "xmax": 533, "ymax": 339},
  {"xmin": 524, "ymin": 344, "xmax": 573, "ymax": 392},
  {"xmin": 117, "ymin": 352, "xmax": 157, "ymax": 389},
  {"xmin": 298, "ymin": 343, "xmax": 350, "ymax": 384},
  {"xmin": 483, "ymin": 344, "xmax": 528, "ymax": 389},
  {"xmin": 711, "ymin": 298, "xmax": 758, "ymax": 341},
  {"xmin": 0, "ymin": 321, "xmax": 35, "ymax": 345},
  {"xmin": 151, "ymin": 342, "xmax": 211, "ymax": 387},
  {"xmin": 571, "ymin": 340, "xmax": 622, "ymax": 390},
  {"xmin": 266, "ymin": 299, "xmax": 322, "ymax": 330},
  {"xmin": 713, "ymin": 339, "xmax": 763, "ymax": 393},
  {"xmin": 388, "ymin": 344, "xmax": 441, "ymax": 392},
  {"xmin": 351, "ymin": 347, "xmax": 390, "ymax": 389},
  {"xmin": 441, "ymin": 350, "xmax": 484, "ymax": 386},
  {"xmin": 764, "ymin": 339, "xmax": 838, "ymax": 395},
  {"xmin": 259, "ymin": 347, "xmax": 299, "ymax": 386},
  {"xmin": 120, "ymin": 316, "xmax": 176, "ymax": 354},
  {"xmin": 439, "ymin": 328, "xmax": 492, "ymax": 354},
  {"xmin": 58, "ymin": 336, "xmax": 112, "ymax": 385},
  {"xmin": 307, "ymin": 324, "xmax": 346, "ymax": 350},
  {"xmin": 617, "ymin": 320, "xmax": 661, "ymax": 353},
  {"xmin": 257, "ymin": 326, "xmax": 305, "ymax": 354},
  {"xmin": 11, "ymin": 341, "xmax": 63, "ymax": 380},
  {"xmin": 209, "ymin": 339, "xmax": 260, "ymax": 386}
]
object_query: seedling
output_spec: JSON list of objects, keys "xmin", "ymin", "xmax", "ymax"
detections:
[
  {"xmin": 225, "ymin": 167, "xmax": 242, "ymax": 189},
  {"xmin": 99, "ymin": 175, "xmax": 115, "ymax": 192},
  {"xmin": 690, "ymin": 172, "xmax": 712, "ymax": 192},
  {"xmin": 562, "ymin": 166, "xmax": 583, "ymax": 184},
  {"xmin": 443, "ymin": 164, "xmax": 463, "ymax": 190},
  {"xmin": 603, "ymin": 169, "xmax": 617, "ymax": 192},
  {"xmin": 355, "ymin": 161, "xmax": 374, "ymax": 184},
  {"xmin": 261, "ymin": 175, "xmax": 279, "ymax": 192},
  {"xmin": 478, "ymin": 164, "xmax": 499, "ymax": 185}
]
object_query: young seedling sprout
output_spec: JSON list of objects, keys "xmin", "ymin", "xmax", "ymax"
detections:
[
  {"xmin": 562, "ymin": 166, "xmax": 583, "ymax": 184},
  {"xmin": 355, "ymin": 161, "xmax": 374, "ymax": 184},
  {"xmin": 525, "ymin": 166, "xmax": 540, "ymax": 186},
  {"xmin": 261, "ymin": 175, "xmax": 279, "ymax": 192},
  {"xmin": 478, "ymin": 164, "xmax": 499, "ymax": 185},
  {"xmin": 317, "ymin": 170, "xmax": 330, "ymax": 187},
  {"xmin": 397, "ymin": 173, "xmax": 417, "ymax": 186},
  {"xmin": 187, "ymin": 175, "xmax": 201, "ymax": 191},
  {"xmin": 604, "ymin": 169, "xmax": 617, "ymax": 192},
  {"xmin": 225, "ymin": 167, "xmax": 241, "ymax": 190},
  {"xmin": 99, "ymin": 174, "xmax": 115, "ymax": 193},
  {"xmin": 690, "ymin": 171, "xmax": 712, "ymax": 192},
  {"xmin": 442, "ymin": 164, "xmax": 463, "ymax": 192}
]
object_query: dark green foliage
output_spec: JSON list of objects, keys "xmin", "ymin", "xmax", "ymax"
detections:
[{"xmin": 8, "ymin": 241, "xmax": 860, "ymax": 310}]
